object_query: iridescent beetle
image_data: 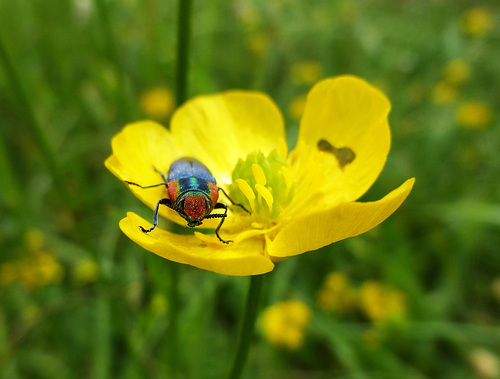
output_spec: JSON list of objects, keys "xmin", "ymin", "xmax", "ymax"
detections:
[{"xmin": 125, "ymin": 157, "xmax": 249, "ymax": 244}]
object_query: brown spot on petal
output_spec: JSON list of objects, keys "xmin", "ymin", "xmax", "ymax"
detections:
[{"xmin": 317, "ymin": 139, "xmax": 356, "ymax": 169}]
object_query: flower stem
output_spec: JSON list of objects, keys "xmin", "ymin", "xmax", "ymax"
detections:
[
  {"xmin": 227, "ymin": 274, "xmax": 265, "ymax": 379},
  {"xmin": 166, "ymin": 260, "xmax": 181, "ymax": 374},
  {"xmin": 175, "ymin": 0, "xmax": 192, "ymax": 106}
]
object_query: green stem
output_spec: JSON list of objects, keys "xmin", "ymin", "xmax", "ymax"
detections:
[
  {"xmin": 167, "ymin": 261, "xmax": 181, "ymax": 374},
  {"xmin": 175, "ymin": 0, "xmax": 192, "ymax": 106},
  {"xmin": 0, "ymin": 33, "xmax": 65, "ymax": 196},
  {"xmin": 227, "ymin": 275, "xmax": 265, "ymax": 379}
]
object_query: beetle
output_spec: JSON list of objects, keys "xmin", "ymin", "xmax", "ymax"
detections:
[{"xmin": 125, "ymin": 157, "xmax": 249, "ymax": 244}]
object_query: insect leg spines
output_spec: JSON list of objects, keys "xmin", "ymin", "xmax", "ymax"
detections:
[{"xmin": 204, "ymin": 203, "xmax": 231, "ymax": 244}]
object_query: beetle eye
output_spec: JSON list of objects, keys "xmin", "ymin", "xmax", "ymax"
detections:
[
  {"xmin": 205, "ymin": 198, "xmax": 212, "ymax": 212},
  {"xmin": 177, "ymin": 198, "xmax": 185, "ymax": 210}
]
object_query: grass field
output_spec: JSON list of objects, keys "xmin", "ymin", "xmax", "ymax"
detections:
[{"xmin": 1, "ymin": 1, "xmax": 499, "ymax": 378}]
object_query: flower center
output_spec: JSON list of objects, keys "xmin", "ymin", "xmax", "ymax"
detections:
[{"xmin": 230, "ymin": 150, "xmax": 294, "ymax": 223}]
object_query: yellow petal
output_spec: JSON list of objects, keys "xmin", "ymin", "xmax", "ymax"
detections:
[
  {"xmin": 268, "ymin": 178, "xmax": 414, "ymax": 258},
  {"xmin": 292, "ymin": 76, "xmax": 391, "ymax": 206},
  {"xmin": 120, "ymin": 212, "xmax": 274, "ymax": 276},
  {"xmin": 105, "ymin": 121, "xmax": 189, "ymax": 225},
  {"xmin": 170, "ymin": 91, "xmax": 286, "ymax": 183}
]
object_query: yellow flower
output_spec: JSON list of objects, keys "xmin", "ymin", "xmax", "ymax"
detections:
[
  {"xmin": 247, "ymin": 32, "xmax": 270, "ymax": 57},
  {"xmin": 469, "ymin": 348, "xmax": 500, "ymax": 379},
  {"xmin": 492, "ymin": 278, "xmax": 500, "ymax": 303},
  {"xmin": 24, "ymin": 229, "xmax": 45, "ymax": 253},
  {"xmin": 288, "ymin": 94, "xmax": 307, "ymax": 121},
  {"xmin": 150, "ymin": 293, "xmax": 169, "ymax": 316},
  {"xmin": 317, "ymin": 272, "xmax": 357, "ymax": 313},
  {"xmin": 105, "ymin": 76, "xmax": 414, "ymax": 276},
  {"xmin": 140, "ymin": 87, "xmax": 174, "ymax": 120},
  {"xmin": 290, "ymin": 61, "xmax": 322, "ymax": 85},
  {"xmin": 73, "ymin": 258, "xmax": 99, "ymax": 284},
  {"xmin": 7, "ymin": 251, "xmax": 64, "ymax": 289},
  {"xmin": 443, "ymin": 59, "xmax": 471, "ymax": 85},
  {"xmin": 431, "ymin": 81, "xmax": 458, "ymax": 104},
  {"xmin": 261, "ymin": 300, "xmax": 311, "ymax": 350},
  {"xmin": 359, "ymin": 281, "xmax": 406, "ymax": 323},
  {"xmin": 0, "ymin": 263, "xmax": 18, "ymax": 286},
  {"xmin": 461, "ymin": 7, "xmax": 494, "ymax": 37},
  {"xmin": 456, "ymin": 101, "xmax": 493, "ymax": 129}
]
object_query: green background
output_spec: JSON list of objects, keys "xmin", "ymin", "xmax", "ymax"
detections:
[{"xmin": 1, "ymin": 0, "xmax": 499, "ymax": 378}]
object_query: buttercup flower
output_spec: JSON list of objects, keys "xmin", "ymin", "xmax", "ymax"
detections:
[
  {"xmin": 317, "ymin": 271, "xmax": 357, "ymax": 313},
  {"xmin": 460, "ymin": 7, "xmax": 494, "ymax": 37},
  {"xmin": 456, "ymin": 101, "xmax": 493, "ymax": 129},
  {"xmin": 290, "ymin": 61, "xmax": 323, "ymax": 85},
  {"xmin": 105, "ymin": 76, "xmax": 414, "ymax": 276},
  {"xmin": 359, "ymin": 281, "xmax": 406, "ymax": 323},
  {"xmin": 431, "ymin": 81, "xmax": 458, "ymax": 104},
  {"xmin": 140, "ymin": 87, "xmax": 175, "ymax": 120},
  {"xmin": 443, "ymin": 59, "xmax": 470, "ymax": 85},
  {"xmin": 469, "ymin": 348, "xmax": 500, "ymax": 379},
  {"xmin": 288, "ymin": 94, "xmax": 307, "ymax": 120},
  {"xmin": 261, "ymin": 300, "xmax": 311, "ymax": 350}
]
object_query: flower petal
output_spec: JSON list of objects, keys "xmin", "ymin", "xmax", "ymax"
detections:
[
  {"xmin": 170, "ymin": 91, "xmax": 287, "ymax": 183},
  {"xmin": 267, "ymin": 178, "xmax": 414, "ymax": 258},
  {"xmin": 105, "ymin": 121, "xmax": 188, "ymax": 225},
  {"xmin": 120, "ymin": 212, "xmax": 275, "ymax": 276},
  {"xmin": 291, "ymin": 76, "xmax": 391, "ymax": 207}
]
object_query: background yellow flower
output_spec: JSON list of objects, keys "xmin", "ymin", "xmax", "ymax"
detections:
[
  {"xmin": 261, "ymin": 300, "xmax": 311, "ymax": 350},
  {"xmin": 140, "ymin": 87, "xmax": 175, "ymax": 120},
  {"xmin": 461, "ymin": 7, "xmax": 494, "ymax": 37},
  {"xmin": 456, "ymin": 101, "xmax": 493, "ymax": 129}
]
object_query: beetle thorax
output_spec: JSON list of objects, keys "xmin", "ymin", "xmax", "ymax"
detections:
[{"xmin": 177, "ymin": 192, "xmax": 212, "ymax": 224}]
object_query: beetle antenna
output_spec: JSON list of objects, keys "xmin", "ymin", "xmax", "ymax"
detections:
[
  {"xmin": 218, "ymin": 187, "xmax": 251, "ymax": 214},
  {"xmin": 153, "ymin": 167, "xmax": 168, "ymax": 183},
  {"xmin": 125, "ymin": 181, "xmax": 168, "ymax": 189}
]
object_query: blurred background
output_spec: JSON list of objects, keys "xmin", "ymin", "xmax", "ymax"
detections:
[{"xmin": 1, "ymin": 0, "xmax": 499, "ymax": 378}]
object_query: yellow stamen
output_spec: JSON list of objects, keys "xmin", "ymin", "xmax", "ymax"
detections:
[
  {"xmin": 255, "ymin": 184, "xmax": 273, "ymax": 213},
  {"xmin": 236, "ymin": 179, "xmax": 256, "ymax": 213},
  {"xmin": 281, "ymin": 165, "xmax": 293, "ymax": 198},
  {"xmin": 252, "ymin": 164, "xmax": 267, "ymax": 185}
]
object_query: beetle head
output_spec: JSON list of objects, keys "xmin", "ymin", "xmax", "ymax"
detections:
[
  {"xmin": 187, "ymin": 219, "xmax": 203, "ymax": 227},
  {"xmin": 177, "ymin": 192, "xmax": 212, "ymax": 226}
]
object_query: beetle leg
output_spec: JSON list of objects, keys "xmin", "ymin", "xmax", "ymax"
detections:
[
  {"xmin": 218, "ymin": 187, "xmax": 251, "ymax": 214},
  {"xmin": 139, "ymin": 198, "xmax": 174, "ymax": 233},
  {"xmin": 204, "ymin": 203, "xmax": 231, "ymax": 244}
]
